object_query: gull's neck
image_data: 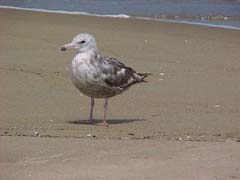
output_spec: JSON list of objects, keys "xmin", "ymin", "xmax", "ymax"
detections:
[{"xmin": 76, "ymin": 49, "xmax": 98, "ymax": 59}]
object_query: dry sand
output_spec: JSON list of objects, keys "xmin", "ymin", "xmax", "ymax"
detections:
[{"xmin": 0, "ymin": 8, "xmax": 240, "ymax": 179}]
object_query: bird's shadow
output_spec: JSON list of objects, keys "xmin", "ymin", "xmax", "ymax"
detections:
[{"xmin": 68, "ymin": 118, "xmax": 145, "ymax": 125}]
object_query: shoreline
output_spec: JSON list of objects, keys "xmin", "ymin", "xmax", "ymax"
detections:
[{"xmin": 1, "ymin": 5, "xmax": 240, "ymax": 30}]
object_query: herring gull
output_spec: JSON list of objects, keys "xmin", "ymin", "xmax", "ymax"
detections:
[{"xmin": 61, "ymin": 33, "xmax": 150, "ymax": 126}]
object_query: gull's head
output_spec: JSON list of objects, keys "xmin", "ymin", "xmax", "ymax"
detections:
[{"xmin": 61, "ymin": 33, "xmax": 98, "ymax": 53}]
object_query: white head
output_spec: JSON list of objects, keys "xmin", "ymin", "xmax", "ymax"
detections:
[{"xmin": 61, "ymin": 33, "xmax": 98, "ymax": 53}]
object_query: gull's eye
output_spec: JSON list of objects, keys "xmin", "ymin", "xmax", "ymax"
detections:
[{"xmin": 78, "ymin": 40, "xmax": 86, "ymax": 44}]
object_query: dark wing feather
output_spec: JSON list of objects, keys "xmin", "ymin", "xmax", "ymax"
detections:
[{"xmin": 100, "ymin": 56, "xmax": 148, "ymax": 89}]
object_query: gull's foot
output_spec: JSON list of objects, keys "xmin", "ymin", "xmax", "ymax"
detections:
[
  {"xmin": 96, "ymin": 121, "xmax": 109, "ymax": 127},
  {"xmin": 87, "ymin": 119, "xmax": 109, "ymax": 127}
]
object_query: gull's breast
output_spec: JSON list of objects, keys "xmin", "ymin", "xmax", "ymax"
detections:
[
  {"xmin": 71, "ymin": 53, "xmax": 100, "ymax": 87},
  {"xmin": 71, "ymin": 53, "xmax": 122, "ymax": 98}
]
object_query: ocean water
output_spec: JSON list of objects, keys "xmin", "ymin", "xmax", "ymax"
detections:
[{"xmin": 1, "ymin": 0, "xmax": 240, "ymax": 29}]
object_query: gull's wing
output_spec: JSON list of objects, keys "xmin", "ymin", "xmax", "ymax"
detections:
[{"xmin": 99, "ymin": 56, "xmax": 149, "ymax": 89}]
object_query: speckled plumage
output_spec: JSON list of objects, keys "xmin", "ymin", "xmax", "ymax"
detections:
[
  {"xmin": 71, "ymin": 51, "xmax": 147, "ymax": 98},
  {"xmin": 61, "ymin": 33, "xmax": 150, "ymax": 126}
]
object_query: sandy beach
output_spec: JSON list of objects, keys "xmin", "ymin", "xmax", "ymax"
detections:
[{"xmin": 1, "ymin": 8, "xmax": 240, "ymax": 179}]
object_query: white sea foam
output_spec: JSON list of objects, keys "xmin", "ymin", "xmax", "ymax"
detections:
[
  {"xmin": 0, "ymin": 5, "xmax": 130, "ymax": 18},
  {"xmin": 1, "ymin": 5, "xmax": 239, "ymax": 30},
  {"xmin": 174, "ymin": 20, "xmax": 240, "ymax": 30},
  {"xmin": 135, "ymin": 16, "xmax": 240, "ymax": 30}
]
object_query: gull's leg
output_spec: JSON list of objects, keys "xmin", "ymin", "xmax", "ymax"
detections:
[
  {"xmin": 97, "ymin": 98, "xmax": 109, "ymax": 127},
  {"xmin": 103, "ymin": 98, "xmax": 109, "ymax": 124},
  {"xmin": 88, "ymin": 97, "xmax": 94, "ymax": 124}
]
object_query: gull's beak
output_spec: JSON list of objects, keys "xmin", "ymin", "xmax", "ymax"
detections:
[{"xmin": 60, "ymin": 43, "xmax": 75, "ymax": 51}]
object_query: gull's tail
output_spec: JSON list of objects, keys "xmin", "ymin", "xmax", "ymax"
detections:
[
  {"xmin": 137, "ymin": 72, "xmax": 152, "ymax": 82},
  {"xmin": 121, "ymin": 72, "xmax": 152, "ymax": 89}
]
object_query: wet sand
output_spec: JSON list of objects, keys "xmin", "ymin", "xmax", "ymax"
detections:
[
  {"xmin": 1, "ymin": 8, "xmax": 240, "ymax": 179},
  {"xmin": 1, "ymin": 136, "xmax": 240, "ymax": 180}
]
